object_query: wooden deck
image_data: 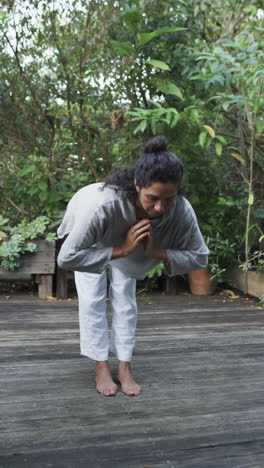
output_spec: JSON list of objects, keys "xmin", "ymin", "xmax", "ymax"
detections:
[{"xmin": 1, "ymin": 291, "xmax": 264, "ymax": 467}]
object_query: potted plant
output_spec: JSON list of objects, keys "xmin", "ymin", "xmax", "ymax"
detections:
[{"xmin": 188, "ymin": 233, "xmax": 236, "ymax": 295}]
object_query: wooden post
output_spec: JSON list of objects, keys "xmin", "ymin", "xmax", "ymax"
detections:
[
  {"xmin": 56, "ymin": 268, "xmax": 67, "ymax": 300},
  {"xmin": 38, "ymin": 275, "xmax": 53, "ymax": 299},
  {"xmin": 165, "ymin": 276, "xmax": 178, "ymax": 295},
  {"xmin": 55, "ymin": 238, "xmax": 68, "ymax": 300}
]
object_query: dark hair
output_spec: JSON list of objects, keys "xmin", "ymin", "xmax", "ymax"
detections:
[{"xmin": 103, "ymin": 136, "xmax": 184, "ymax": 202}]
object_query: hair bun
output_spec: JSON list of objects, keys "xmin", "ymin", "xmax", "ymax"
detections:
[{"xmin": 144, "ymin": 135, "xmax": 168, "ymax": 154}]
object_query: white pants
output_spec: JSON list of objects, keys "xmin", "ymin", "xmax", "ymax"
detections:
[{"xmin": 74, "ymin": 266, "xmax": 137, "ymax": 362}]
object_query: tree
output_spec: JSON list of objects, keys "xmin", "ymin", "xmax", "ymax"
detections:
[
  {"xmin": 186, "ymin": 3, "xmax": 264, "ymax": 291},
  {"xmin": 0, "ymin": 0, "xmax": 139, "ymax": 222}
]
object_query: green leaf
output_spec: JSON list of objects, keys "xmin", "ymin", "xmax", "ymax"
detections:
[
  {"xmin": 256, "ymin": 117, "xmax": 264, "ymax": 134},
  {"xmin": 170, "ymin": 112, "xmax": 181, "ymax": 127},
  {"xmin": 18, "ymin": 165, "xmax": 36, "ymax": 177},
  {"xmin": 137, "ymin": 27, "xmax": 187, "ymax": 46},
  {"xmin": 134, "ymin": 120, "xmax": 148, "ymax": 134},
  {"xmin": 39, "ymin": 191, "xmax": 47, "ymax": 201},
  {"xmin": 122, "ymin": 9, "xmax": 142, "ymax": 25},
  {"xmin": 47, "ymin": 191, "xmax": 62, "ymax": 203},
  {"xmin": 146, "ymin": 59, "xmax": 170, "ymax": 71},
  {"xmin": 151, "ymin": 119, "xmax": 157, "ymax": 135},
  {"xmin": 28, "ymin": 187, "xmax": 38, "ymax": 196},
  {"xmin": 215, "ymin": 135, "xmax": 227, "ymax": 144},
  {"xmin": 199, "ymin": 131, "xmax": 207, "ymax": 148},
  {"xmin": 38, "ymin": 181, "xmax": 48, "ymax": 191},
  {"xmin": 111, "ymin": 41, "xmax": 134, "ymax": 57},
  {"xmin": 45, "ymin": 233, "xmax": 56, "ymax": 242},
  {"xmin": 215, "ymin": 142, "xmax": 222, "ymax": 156},
  {"xmin": 156, "ymin": 82, "xmax": 183, "ymax": 100}
]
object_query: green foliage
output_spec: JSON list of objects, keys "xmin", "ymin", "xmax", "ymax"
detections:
[
  {"xmin": 0, "ymin": 215, "xmax": 10, "ymax": 241},
  {"xmin": 0, "ymin": 0, "xmax": 263, "ymax": 283},
  {"xmin": 206, "ymin": 233, "xmax": 236, "ymax": 282},
  {"xmin": 189, "ymin": 29, "xmax": 264, "ymax": 285},
  {"xmin": 239, "ymin": 250, "xmax": 264, "ymax": 273},
  {"xmin": 146, "ymin": 262, "xmax": 165, "ymax": 279},
  {"xmin": 144, "ymin": 262, "xmax": 165, "ymax": 291},
  {"xmin": 11, "ymin": 216, "xmax": 50, "ymax": 240},
  {"xmin": 0, "ymin": 0, "xmax": 138, "ymax": 222},
  {"xmin": 0, "ymin": 216, "xmax": 55, "ymax": 271},
  {"xmin": 127, "ymin": 102, "xmax": 181, "ymax": 135}
]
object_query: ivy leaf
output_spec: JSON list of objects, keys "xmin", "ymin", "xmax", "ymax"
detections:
[{"xmin": 146, "ymin": 59, "xmax": 170, "ymax": 71}]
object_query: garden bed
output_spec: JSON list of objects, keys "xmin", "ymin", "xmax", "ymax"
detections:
[
  {"xmin": 0, "ymin": 240, "xmax": 55, "ymax": 299},
  {"xmin": 225, "ymin": 269, "xmax": 264, "ymax": 299}
]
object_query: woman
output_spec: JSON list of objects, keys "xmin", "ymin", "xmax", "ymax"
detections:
[{"xmin": 57, "ymin": 136, "xmax": 209, "ymax": 396}]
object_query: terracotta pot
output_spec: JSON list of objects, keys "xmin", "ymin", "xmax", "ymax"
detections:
[{"xmin": 188, "ymin": 268, "xmax": 217, "ymax": 295}]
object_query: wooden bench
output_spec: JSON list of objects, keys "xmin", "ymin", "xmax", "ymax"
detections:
[{"xmin": 0, "ymin": 240, "xmax": 55, "ymax": 299}]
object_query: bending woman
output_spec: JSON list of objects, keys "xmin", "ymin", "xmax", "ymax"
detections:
[{"xmin": 57, "ymin": 136, "xmax": 209, "ymax": 396}]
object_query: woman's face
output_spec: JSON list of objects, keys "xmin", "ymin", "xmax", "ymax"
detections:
[{"xmin": 135, "ymin": 181, "xmax": 178, "ymax": 219}]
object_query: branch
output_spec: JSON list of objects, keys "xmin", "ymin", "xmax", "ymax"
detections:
[
  {"xmin": 66, "ymin": 73, "xmax": 99, "ymax": 180},
  {"xmin": 5, "ymin": 30, "xmax": 43, "ymax": 118},
  {"xmin": 2, "ymin": 188, "xmax": 24, "ymax": 216},
  {"xmin": 77, "ymin": 3, "xmax": 111, "ymax": 173},
  {"xmin": 51, "ymin": 13, "xmax": 99, "ymax": 180},
  {"xmin": 4, "ymin": 27, "xmax": 57, "ymax": 154}
]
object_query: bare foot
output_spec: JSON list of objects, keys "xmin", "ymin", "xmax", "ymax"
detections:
[
  {"xmin": 118, "ymin": 361, "xmax": 141, "ymax": 396},
  {"xmin": 96, "ymin": 361, "xmax": 118, "ymax": 396}
]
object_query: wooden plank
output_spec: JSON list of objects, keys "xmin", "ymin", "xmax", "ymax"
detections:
[
  {"xmin": 225, "ymin": 268, "xmax": 264, "ymax": 298},
  {"xmin": 0, "ymin": 294, "xmax": 264, "ymax": 467}
]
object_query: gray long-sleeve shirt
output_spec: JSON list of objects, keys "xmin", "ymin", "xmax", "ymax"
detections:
[{"xmin": 57, "ymin": 183, "xmax": 209, "ymax": 279}]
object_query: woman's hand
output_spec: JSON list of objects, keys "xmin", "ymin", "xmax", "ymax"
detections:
[
  {"xmin": 143, "ymin": 225, "xmax": 169, "ymax": 262},
  {"xmin": 142, "ymin": 225, "xmax": 154, "ymax": 256},
  {"xmin": 112, "ymin": 219, "xmax": 151, "ymax": 259}
]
